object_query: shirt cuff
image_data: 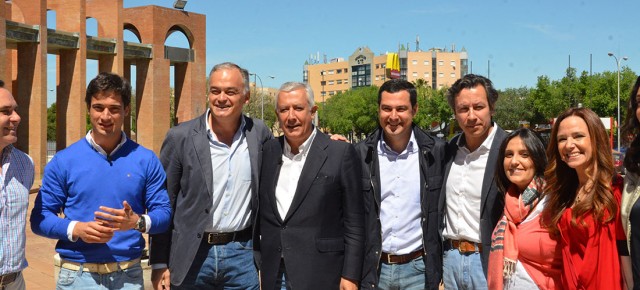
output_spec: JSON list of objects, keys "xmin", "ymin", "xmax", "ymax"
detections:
[
  {"xmin": 151, "ymin": 263, "xmax": 168, "ymax": 270},
  {"xmin": 67, "ymin": 221, "xmax": 79, "ymax": 242},
  {"xmin": 143, "ymin": 214, "xmax": 152, "ymax": 234}
]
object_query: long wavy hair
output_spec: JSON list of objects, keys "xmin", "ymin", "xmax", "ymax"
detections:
[
  {"xmin": 622, "ymin": 76, "xmax": 640, "ymax": 174},
  {"xmin": 541, "ymin": 107, "xmax": 617, "ymax": 234}
]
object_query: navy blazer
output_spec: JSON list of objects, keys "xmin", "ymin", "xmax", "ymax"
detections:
[
  {"xmin": 438, "ymin": 125, "xmax": 507, "ymax": 276},
  {"xmin": 256, "ymin": 130, "xmax": 365, "ymax": 290},
  {"xmin": 149, "ymin": 114, "xmax": 272, "ymax": 286}
]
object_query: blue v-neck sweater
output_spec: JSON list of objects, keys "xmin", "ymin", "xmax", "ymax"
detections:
[{"xmin": 31, "ymin": 138, "xmax": 171, "ymax": 263}]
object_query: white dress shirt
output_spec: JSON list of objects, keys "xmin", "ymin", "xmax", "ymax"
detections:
[
  {"xmin": 443, "ymin": 123, "xmax": 497, "ymax": 242},
  {"xmin": 275, "ymin": 129, "xmax": 317, "ymax": 219},
  {"xmin": 205, "ymin": 111, "xmax": 252, "ymax": 232},
  {"xmin": 378, "ymin": 132, "xmax": 422, "ymax": 255}
]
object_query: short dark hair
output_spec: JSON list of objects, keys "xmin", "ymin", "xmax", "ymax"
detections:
[
  {"xmin": 495, "ymin": 128, "xmax": 547, "ymax": 193},
  {"xmin": 378, "ymin": 79, "xmax": 417, "ymax": 107},
  {"xmin": 446, "ymin": 74, "xmax": 499, "ymax": 111},
  {"xmin": 85, "ymin": 72, "xmax": 131, "ymax": 108}
]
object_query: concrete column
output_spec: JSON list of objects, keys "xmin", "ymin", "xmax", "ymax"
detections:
[
  {"xmin": 13, "ymin": 0, "xmax": 48, "ymax": 179},
  {"xmin": 87, "ymin": 0, "xmax": 124, "ymax": 75},
  {"xmin": 50, "ymin": 0, "xmax": 87, "ymax": 149}
]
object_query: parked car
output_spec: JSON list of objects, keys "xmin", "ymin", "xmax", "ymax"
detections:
[{"xmin": 613, "ymin": 150, "xmax": 626, "ymax": 175}]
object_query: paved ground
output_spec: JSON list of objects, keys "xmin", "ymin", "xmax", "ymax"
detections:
[{"xmin": 23, "ymin": 192, "xmax": 153, "ymax": 289}]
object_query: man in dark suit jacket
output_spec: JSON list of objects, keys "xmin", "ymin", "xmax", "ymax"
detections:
[
  {"xmin": 356, "ymin": 79, "xmax": 446, "ymax": 290},
  {"xmin": 257, "ymin": 81, "xmax": 364, "ymax": 290},
  {"xmin": 149, "ymin": 62, "xmax": 272, "ymax": 289},
  {"xmin": 438, "ymin": 74, "xmax": 507, "ymax": 290}
]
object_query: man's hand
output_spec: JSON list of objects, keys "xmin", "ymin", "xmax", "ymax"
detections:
[
  {"xmin": 329, "ymin": 134, "xmax": 349, "ymax": 142},
  {"xmin": 152, "ymin": 268, "xmax": 171, "ymax": 290},
  {"xmin": 339, "ymin": 277, "xmax": 358, "ymax": 290},
  {"xmin": 72, "ymin": 221, "xmax": 115, "ymax": 243},
  {"xmin": 94, "ymin": 200, "xmax": 139, "ymax": 231}
]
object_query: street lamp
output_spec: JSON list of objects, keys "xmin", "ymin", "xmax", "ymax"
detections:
[
  {"xmin": 608, "ymin": 52, "xmax": 628, "ymax": 151},
  {"xmin": 249, "ymin": 73, "xmax": 265, "ymax": 119}
]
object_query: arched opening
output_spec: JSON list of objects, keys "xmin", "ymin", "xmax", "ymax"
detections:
[
  {"xmin": 85, "ymin": 17, "xmax": 98, "ymax": 37},
  {"xmin": 164, "ymin": 27, "xmax": 191, "ymax": 126}
]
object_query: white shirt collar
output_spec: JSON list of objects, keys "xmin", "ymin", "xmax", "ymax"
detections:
[
  {"xmin": 85, "ymin": 130, "xmax": 128, "ymax": 157},
  {"xmin": 457, "ymin": 122, "xmax": 498, "ymax": 152},
  {"xmin": 379, "ymin": 131, "xmax": 417, "ymax": 155},
  {"xmin": 284, "ymin": 126, "xmax": 317, "ymax": 158},
  {"xmin": 205, "ymin": 109, "xmax": 246, "ymax": 142}
]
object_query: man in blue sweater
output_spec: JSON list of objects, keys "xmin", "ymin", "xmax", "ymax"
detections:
[{"xmin": 30, "ymin": 72, "xmax": 171, "ymax": 289}]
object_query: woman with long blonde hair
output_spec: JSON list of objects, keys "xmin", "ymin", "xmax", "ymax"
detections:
[{"xmin": 542, "ymin": 107, "xmax": 624, "ymax": 289}]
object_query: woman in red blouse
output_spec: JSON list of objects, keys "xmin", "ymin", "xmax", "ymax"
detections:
[{"xmin": 542, "ymin": 107, "xmax": 625, "ymax": 290}]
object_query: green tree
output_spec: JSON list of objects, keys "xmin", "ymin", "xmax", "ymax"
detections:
[
  {"xmin": 321, "ymin": 86, "xmax": 378, "ymax": 138},
  {"xmin": 494, "ymin": 87, "xmax": 533, "ymax": 129},
  {"xmin": 243, "ymin": 91, "xmax": 277, "ymax": 131},
  {"xmin": 47, "ymin": 103, "xmax": 56, "ymax": 141}
]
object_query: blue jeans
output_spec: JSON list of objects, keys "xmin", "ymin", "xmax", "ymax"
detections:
[
  {"xmin": 442, "ymin": 248, "xmax": 487, "ymax": 290},
  {"xmin": 174, "ymin": 239, "xmax": 259, "ymax": 290},
  {"xmin": 377, "ymin": 256, "xmax": 426, "ymax": 290},
  {"xmin": 275, "ymin": 259, "xmax": 291, "ymax": 290},
  {"xmin": 56, "ymin": 262, "xmax": 143, "ymax": 290}
]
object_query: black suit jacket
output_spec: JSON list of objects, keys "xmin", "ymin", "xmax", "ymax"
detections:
[
  {"xmin": 149, "ymin": 114, "xmax": 272, "ymax": 286},
  {"xmin": 256, "ymin": 130, "xmax": 365, "ymax": 290},
  {"xmin": 438, "ymin": 125, "xmax": 507, "ymax": 276},
  {"xmin": 356, "ymin": 125, "xmax": 446, "ymax": 290}
]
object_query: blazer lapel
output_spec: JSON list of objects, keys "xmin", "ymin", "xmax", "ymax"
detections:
[
  {"xmin": 243, "ymin": 116, "xmax": 261, "ymax": 196},
  {"xmin": 192, "ymin": 114, "xmax": 214, "ymax": 197},
  {"xmin": 480, "ymin": 127, "xmax": 505, "ymax": 215},
  {"xmin": 267, "ymin": 137, "xmax": 285, "ymax": 224},
  {"xmin": 284, "ymin": 130, "xmax": 328, "ymax": 222}
]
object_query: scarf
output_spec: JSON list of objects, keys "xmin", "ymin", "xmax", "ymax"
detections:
[{"xmin": 488, "ymin": 177, "xmax": 544, "ymax": 290}]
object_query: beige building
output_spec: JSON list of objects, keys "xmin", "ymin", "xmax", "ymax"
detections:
[{"xmin": 304, "ymin": 46, "xmax": 468, "ymax": 104}]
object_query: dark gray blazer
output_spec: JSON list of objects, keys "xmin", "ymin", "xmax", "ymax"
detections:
[
  {"xmin": 149, "ymin": 113, "xmax": 272, "ymax": 286},
  {"xmin": 256, "ymin": 130, "xmax": 365, "ymax": 290},
  {"xmin": 438, "ymin": 125, "xmax": 507, "ymax": 276}
]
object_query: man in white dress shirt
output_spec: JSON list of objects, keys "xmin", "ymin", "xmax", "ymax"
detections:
[{"xmin": 439, "ymin": 74, "xmax": 507, "ymax": 289}]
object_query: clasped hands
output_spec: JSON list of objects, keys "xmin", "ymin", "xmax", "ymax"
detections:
[{"xmin": 72, "ymin": 200, "xmax": 140, "ymax": 243}]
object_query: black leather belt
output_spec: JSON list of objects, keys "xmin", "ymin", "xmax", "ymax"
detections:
[
  {"xmin": 203, "ymin": 227, "xmax": 252, "ymax": 245},
  {"xmin": 0, "ymin": 272, "xmax": 19, "ymax": 286}
]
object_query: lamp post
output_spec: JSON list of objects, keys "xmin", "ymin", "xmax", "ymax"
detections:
[
  {"xmin": 608, "ymin": 52, "xmax": 628, "ymax": 151},
  {"xmin": 249, "ymin": 73, "xmax": 264, "ymax": 119}
]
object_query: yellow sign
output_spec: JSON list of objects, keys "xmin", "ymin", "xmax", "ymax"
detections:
[{"xmin": 386, "ymin": 53, "xmax": 400, "ymax": 79}]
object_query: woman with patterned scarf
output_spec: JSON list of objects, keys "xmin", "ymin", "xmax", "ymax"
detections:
[{"xmin": 488, "ymin": 128, "xmax": 563, "ymax": 289}]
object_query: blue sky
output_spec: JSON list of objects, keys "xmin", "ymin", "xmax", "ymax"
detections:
[{"xmin": 46, "ymin": 0, "xmax": 640, "ymax": 105}]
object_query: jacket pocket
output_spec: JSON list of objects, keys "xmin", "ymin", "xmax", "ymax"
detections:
[{"xmin": 316, "ymin": 237, "xmax": 345, "ymax": 252}]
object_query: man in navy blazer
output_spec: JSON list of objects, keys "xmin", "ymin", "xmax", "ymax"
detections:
[
  {"xmin": 256, "ymin": 82, "xmax": 364, "ymax": 290},
  {"xmin": 149, "ymin": 63, "xmax": 272, "ymax": 289},
  {"xmin": 439, "ymin": 74, "xmax": 506, "ymax": 289}
]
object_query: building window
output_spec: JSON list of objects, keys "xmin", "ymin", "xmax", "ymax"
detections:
[
  {"xmin": 424, "ymin": 60, "xmax": 429, "ymax": 65},
  {"xmin": 439, "ymin": 72, "xmax": 444, "ymax": 78},
  {"xmin": 412, "ymin": 72, "xmax": 418, "ymax": 77},
  {"xmin": 337, "ymin": 79, "xmax": 342, "ymax": 84},
  {"xmin": 438, "ymin": 60, "xmax": 444, "ymax": 66},
  {"xmin": 352, "ymin": 64, "xmax": 371, "ymax": 88},
  {"xmin": 381, "ymin": 64, "xmax": 386, "ymax": 68},
  {"xmin": 412, "ymin": 60, "xmax": 417, "ymax": 65},
  {"xmin": 450, "ymin": 60, "xmax": 456, "ymax": 66},
  {"xmin": 328, "ymin": 80, "xmax": 335, "ymax": 85},
  {"xmin": 424, "ymin": 72, "xmax": 429, "ymax": 78},
  {"xmin": 375, "ymin": 64, "xmax": 380, "ymax": 69},
  {"xmin": 321, "ymin": 91, "xmax": 326, "ymax": 97},
  {"xmin": 375, "ymin": 76, "xmax": 380, "ymax": 81},
  {"xmin": 450, "ymin": 72, "xmax": 456, "ymax": 78},
  {"xmin": 337, "ymin": 69, "xmax": 342, "ymax": 74},
  {"xmin": 344, "ymin": 79, "xmax": 349, "ymax": 84},
  {"xmin": 329, "ymin": 91, "xmax": 335, "ymax": 96},
  {"xmin": 328, "ymin": 70, "xmax": 335, "ymax": 75}
]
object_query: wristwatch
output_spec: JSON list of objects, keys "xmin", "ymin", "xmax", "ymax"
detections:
[{"xmin": 134, "ymin": 215, "xmax": 147, "ymax": 233}]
